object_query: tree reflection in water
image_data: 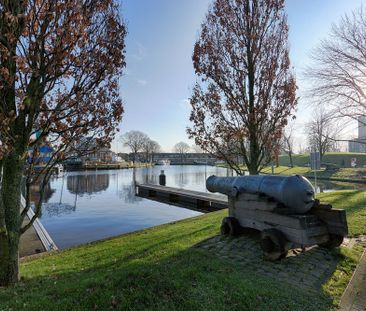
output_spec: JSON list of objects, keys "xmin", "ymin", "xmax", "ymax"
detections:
[
  {"xmin": 67, "ymin": 173, "xmax": 109, "ymax": 195},
  {"xmin": 40, "ymin": 173, "xmax": 111, "ymax": 217},
  {"xmin": 175, "ymin": 166, "xmax": 188, "ymax": 188},
  {"xmin": 42, "ymin": 202, "xmax": 76, "ymax": 217},
  {"xmin": 119, "ymin": 168, "xmax": 142, "ymax": 204},
  {"xmin": 30, "ymin": 179, "xmax": 55, "ymax": 205}
]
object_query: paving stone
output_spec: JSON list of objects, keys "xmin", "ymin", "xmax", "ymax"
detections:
[{"xmin": 197, "ymin": 232, "xmax": 366, "ymax": 292}]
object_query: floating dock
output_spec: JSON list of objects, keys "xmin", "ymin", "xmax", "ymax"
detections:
[{"xmin": 135, "ymin": 184, "xmax": 227, "ymax": 212}]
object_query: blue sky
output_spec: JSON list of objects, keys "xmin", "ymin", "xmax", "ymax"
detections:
[{"xmin": 114, "ymin": 0, "xmax": 365, "ymax": 153}]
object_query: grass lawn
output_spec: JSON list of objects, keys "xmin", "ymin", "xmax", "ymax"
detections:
[
  {"xmin": 0, "ymin": 191, "xmax": 365, "ymax": 310},
  {"xmin": 279, "ymin": 152, "xmax": 366, "ymax": 168},
  {"xmin": 261, "ymin": 165, "xmax": 313, "ymax": 175},
  {"xmin": 233, "ymin": 164, "xmax": 366, "ymax": 183}
]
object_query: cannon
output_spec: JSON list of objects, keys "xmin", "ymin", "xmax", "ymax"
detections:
[{"xmin": 207, "ymin": 175, "xmax": 348, "ymax": 260}]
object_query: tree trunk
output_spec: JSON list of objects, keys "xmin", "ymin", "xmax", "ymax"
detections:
[
  {"xmin": 132, "ymin": 152, "xmax": 135, "ymax": 164},
  {"xmin": 289, "ymin": 151, "xmax": 293, "ymax": 168},
  {"xmin": 248, "ymin": 129, "xmax": 260, "ymax": 175},
  {"xmin": 247, "ymin": 147, "xmax": 259, "ymax": 175},
  {"xmin": 0, "ymin": 156, "xmax": 23, "ymax": 286}
]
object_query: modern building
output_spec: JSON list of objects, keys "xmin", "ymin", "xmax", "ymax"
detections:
[{"xmin": 348, "ymin": 116, "xmax": 366, "ymax": 152}]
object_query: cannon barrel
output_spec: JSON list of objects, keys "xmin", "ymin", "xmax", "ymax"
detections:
[{"xmin": 206, "ymin": 175, "xmax": 315, "ymax": 214}]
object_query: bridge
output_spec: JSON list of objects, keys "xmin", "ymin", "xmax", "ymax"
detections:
[{"xmin": 152, "ymin": 152, "xmax": 217, "ymax": 165}]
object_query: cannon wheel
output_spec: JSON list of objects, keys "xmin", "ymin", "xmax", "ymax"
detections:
[
  {"xmin": 319, "ymin": 234, "xmax": 344, "ymax": 249},
  {"xmin": 221, "ymin": 217, "xmax": 241, "ymax": 236},
  {"xmin": 260, "ymin": 229, "xmax": 288, "ymax": 261}
]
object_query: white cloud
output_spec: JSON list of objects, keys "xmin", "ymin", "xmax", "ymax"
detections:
[
  {"xmin": 130, "ymin": 42, "xmax": 146, "ymax": 61},
  {"xmin": 179, "ymin": 98, "xmax": 190, "ymax": 110},
  {"xmin": 137, "ymin": 79, "xmax": 148, "ymax": 86}
]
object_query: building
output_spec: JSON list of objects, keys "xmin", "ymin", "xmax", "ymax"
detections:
[
  {"xmin": 82, "ymin": 147, "xmax": 115, "ymax": 163},
  {"xmin": 68, "ymin": 137, "xmax": 117, "ymax": 163},
  {"xmin": 359, "ymin": 116, "xmax": 366, "ymax": 138},
  {"xmin": 28, "ymin": 145, "xmax": 54, "ymax": 165},
  {"xmin": 348, "ymin": 116, "xmax": 366, "ymax": 152}
]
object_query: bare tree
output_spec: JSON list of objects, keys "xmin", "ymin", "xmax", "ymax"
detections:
[
  {"xmin": 306, "ymin": 109, "xmax": 339, "ymax": 160},
  {"xmin": 281, "ymin": 125, "xmax": 295, "ymax": 167},
  {"xmin": 121, "ymin": 131, "xmax": 149, "ymax": 163},
  {"xmin": 142, "ymin": 139, "xmax": 161, "ymax": 163},
  {"xmin": 174, "ymin": 141, "xmax": 190, "ymax": 164},
  {"xmin": 306, "ymin": 6, "xmax": 366, "ymax": 121},
  {"xmin": 297, "ymin": 141, "xmax": 308, "ymax": 155},
  {"xmin": 191, "ymin": 144, "xmax": 204, "ymax": 153},
  {"xmin": 187, "ymin": 0, "xmax": 297, "ymax": 175}
]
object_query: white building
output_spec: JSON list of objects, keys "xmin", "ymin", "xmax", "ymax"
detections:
[
  {"xmin": 349, "ymin": 116, "xmax": 366, "ymax": 152},
  {"xmin": 359, "ymin": 116, "xmax": 366, "ymax": 139}
]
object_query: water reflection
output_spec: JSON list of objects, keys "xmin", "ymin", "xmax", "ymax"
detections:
[
  {"xmin": 36, "ymin": 165, "xmax": 366, "ymax": 249},
  {"xmin": 119, "ymin": 169, "xmax": 142, "ymax": 204},
  {"xmin": 43, "ymin": 203, "xmax": 76, "ymax": 217},
  {"xmin": 67, "ymin": 173, "xmax": 109, "ymax": 195},
  {"xmin": 30, "ymin": 180, "xmax": 55, "ymax": 204},
  {"xmin": 175, "ymin": 168, "xmax": 189, "ymax": 188}
]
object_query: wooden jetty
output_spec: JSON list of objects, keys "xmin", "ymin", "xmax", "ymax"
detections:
[{"xmin": 135, "ymin": 184, "xmax": 227, "ymax": 213}]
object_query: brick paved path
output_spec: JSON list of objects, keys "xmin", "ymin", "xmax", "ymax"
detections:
[{"xmin": 197, "ymin": 231, "xmax": 366, "ymax": 294}]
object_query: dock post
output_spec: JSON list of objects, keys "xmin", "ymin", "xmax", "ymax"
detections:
[{"xmin": 159, "ymin": 170, "xmax": 166, "ymax": 186}]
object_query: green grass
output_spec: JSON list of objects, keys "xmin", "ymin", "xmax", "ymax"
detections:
[
  {"xmin": 317, "ymin": 191, "xmax": 366, "ymax": 236},
  {"xmin": 0, "ymin": 191, "xmax": 365, "ymax": 310},
  {"xmin": 224, "ymin": 163, "xmax": 366, "ymax": 182},
  {"xmin": 261, "ymin": 166, "xmax": 366, "ymax": 182},
  {"xmin": 261, "ymin": 165, "xmax": 313, "ymax": 175},
  {"xmin": 279, "ymin": 152, "xmax": 366, "ymax": 168},
  {"xmin": 312, "ymin": 168, "xmax": 366, "ymax": 181}
]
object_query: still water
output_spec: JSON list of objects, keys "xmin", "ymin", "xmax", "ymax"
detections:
[
  {"xmin": 39, "ymin": 165, "xmax": 365, "ymax": 249},
  {"xmin": 39, "ymin": 165, "xmax": 231, "ymax": 249}
]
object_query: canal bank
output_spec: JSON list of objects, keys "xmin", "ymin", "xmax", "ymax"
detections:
[
  {"xmin": 19, "ymin": 196, "xmax": 58, "ymax": 258},
  {"xmin": 1, "ymin": 189, "xmax": 365, "ymax": 310},
  {"xmin": 19, "ymin": 215, "xmax": 46, "ymax": 257},
  {"xmin": 32, "ymin": 165, "xmax": 366, "ymax": 249}
]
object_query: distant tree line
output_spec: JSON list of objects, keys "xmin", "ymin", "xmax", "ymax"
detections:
[
  {"xmin": 121, "ymin": 132, "xmax": 206, "ymax": 164},
  {"xmin": 121, "ymin": 131, "xmax": 161, "ymax": 163}
]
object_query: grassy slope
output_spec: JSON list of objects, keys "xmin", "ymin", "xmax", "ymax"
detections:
[
  {"xmin": 219, "ymin": 152, "xmax": 366, "ymax": 181},
  {"xmin": 261, "ymin": 166, "xmax": 366, "ymax": 182},
  {"xmin": 0, "ymin": 191, "xmax": 365, "ymax": 310},
  {"xmin": 279, "ymin": 152, "xmax": 366, "ymax": 168},
  {"xmin": 261, "ymin": 166, "xmax": 312, "ymax": 175}
]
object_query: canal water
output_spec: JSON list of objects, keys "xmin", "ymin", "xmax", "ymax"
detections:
[
  {"xmin": 39, "ymin": 165, "xmax": 231, "ymax": 249},
  {"xmin": 38, "ymin": 165, "xmax": 365, "ymax": 249}
]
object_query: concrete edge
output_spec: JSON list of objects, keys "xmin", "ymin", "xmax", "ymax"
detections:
[
  {"xmin": 338, "ymin": 246, "xmax": 366, "ymax": 310},
  {"xmin": 20, "ymin": 195, "xmax": 58, "ymax": 251}
]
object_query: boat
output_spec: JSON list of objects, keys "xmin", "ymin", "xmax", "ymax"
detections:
[{"xmin": 156, "ymin": 159, "xmax": 171, "ymax": 166}]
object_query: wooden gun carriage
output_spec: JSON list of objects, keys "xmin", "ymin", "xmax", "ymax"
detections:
[{"xmin": 206, "ymin": 175, "xmax": 348, "ymax": 260}]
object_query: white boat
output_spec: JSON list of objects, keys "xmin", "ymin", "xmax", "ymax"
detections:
[{"xmin": 156, "ymin": 159, "xmax": 171, "ymax": 166}]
